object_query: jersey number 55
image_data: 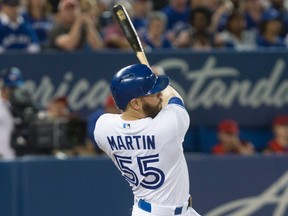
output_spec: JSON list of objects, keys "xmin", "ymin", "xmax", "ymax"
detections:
[{"xmin": 114, "ymin": 154, "xmax": 165, "ymax": 190}]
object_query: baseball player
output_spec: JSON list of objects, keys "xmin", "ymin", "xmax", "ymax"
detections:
[{"xmin": 94, "ymin": 64, "xmax": 200, "ymax": 216}]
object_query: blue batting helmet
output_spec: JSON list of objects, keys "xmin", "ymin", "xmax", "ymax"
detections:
[
  {"xmin": 0, "ymin": 67, "xmax": 24, "ymax": 88},
  {"xmin": 110, "ymin": 64, "xmax": 170, "ymax": 110}
]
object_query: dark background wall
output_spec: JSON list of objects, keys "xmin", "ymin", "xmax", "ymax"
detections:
[{"xmin": 0, "ymin": 155, "xmax": 288, "ymax": 216}]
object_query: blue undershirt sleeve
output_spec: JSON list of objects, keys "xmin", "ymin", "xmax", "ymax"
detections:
[{"xmin": 168, "ymin": 97, "xmax": 184, "ymax": 107}]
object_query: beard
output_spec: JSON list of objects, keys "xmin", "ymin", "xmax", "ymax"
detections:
[{"xmin": 141, "ymin": 99, "xmax": 163, "ymax": 118}]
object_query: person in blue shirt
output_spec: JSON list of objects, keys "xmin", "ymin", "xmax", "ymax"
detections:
[
  {"xmin": 0, "ymin": 0, "xmax": 40, "ymax": 53},
  {"xmin": 161, "ymin": 0, "xmax": 189, "ymax": 31},
  {"xmin": 22, "ymin": 0, "xmax": 54, "ymax": 48},
  {"xmin": 256, "ymin": 8, "xmax": 286, "ymax": 48},
  {"xmin": 141, "ymin": 11, "xmax": 172, "ymax": 50},
  {"xmin": 131, "ymin": 0, "xmax": 151, "ymax": 32},
  {"xmin": 267, "ymin": 0, "xmax": 288, "ymax": 37}
]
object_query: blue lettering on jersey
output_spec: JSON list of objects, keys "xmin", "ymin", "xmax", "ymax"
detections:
[
  {"xmin": 117, "ymin": 136, "xmax": 127, "ymax": 150},
  {"xmin": 134, "ymin": 135, "xmax": 141, "ymax": 149},
  {"xmin": 146, "ymin": 136, "xmax": 155, "ymax": 149},
  {"xmin": 107, "ymin": 135, "xmax": 155, "ymax": 151},
  {"xmin": 125, "ymin": 136, "xmax": 134, "ymax": 149},
  {"xmin": 107, "ymin": 136, "xmax": 118, "ymax": 150}
]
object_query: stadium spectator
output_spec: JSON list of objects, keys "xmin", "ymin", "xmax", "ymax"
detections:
[
  {"xmin": 0, "ymin": 67, "xmax": 24, "ymax": 159},
  {"xmin": 97, "ymin": 0, "xmax": 114, "ymax": 12},
  {"xmin": 256, "ymin": 8, "xmax": 286, "ymax": 47},
  {"xmin": 264, "ymin": 115, "xmax": 288, "ymax": 153},
  {"xmin": 214, "ymin": 11, "xmax": 257, "ymax": 50},
  {"xmin": 140, "ymin": 11, "xmax": 172, "ymax": 50},
  {"xmin": 0, "ymin": 0, "xmax": 40, "ymax": 53},
  {"xmin": 267, "ymin": 0, "xmax": 288, "ymax": 37},
  {"xmin": 190, "ymin": 0, "xmax": 221, "ymax": 11},
  {"xmin": 161, "ymin": 0, "xmax": 190, "ymax": 43},
  {"xmin": 244, "ymin": 0, "xmax": 265, "ymax": 31},
  {"xmin": 46, "ymin": 96, "xmax": 70, "ymax": 119},
  {"xmin": 48, "ymin": 0, "xmax": 60, "ymax": 14},
  {"xmin": 209, "ymin": 0, "xmax": 235, "ymax": 33},
  {"xmin": 47, "ymin": 0, "xmax": 103, "ymax": 51},
  {"xmin": 151, "ymin": 0, "xmax": 169, "ymax": 10},
  {"xmin": 44, "ymin": 95, "xmax": 86, "ymax": 120},
  {"xmin": 174, "ymin": 6, "xmax": 214, "ymax": 50},
  {"xmin": 212, "ymin": 119, "xmax": 255, "ymax": 155},
  {"xmin": 131, "ymin": 0, "xmax": 152, "ymax": 32},
  {"xmin": 161, "ymin": 0, "xmax": 189, "ymax": 30},
  {"xmin": 22, "ymin": 0, "xmax": 54, "ymax": 48}
]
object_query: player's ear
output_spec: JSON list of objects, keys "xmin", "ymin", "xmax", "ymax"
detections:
[{"xmin": 130, "ymin": 98, "xmax": 141, "ymax": 110}]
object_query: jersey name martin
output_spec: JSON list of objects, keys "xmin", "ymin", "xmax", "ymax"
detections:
[{"xmin": 107, "ymin": 135, "xmax": 156, "ymax": 151}]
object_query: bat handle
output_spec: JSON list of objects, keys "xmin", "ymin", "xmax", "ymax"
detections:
[{"xmin": 136, "ymin": 51, "xmax": 150, "ymax": 66}]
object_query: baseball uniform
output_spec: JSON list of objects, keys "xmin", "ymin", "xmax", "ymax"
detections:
[{"xmin": 94, "ymin": 97, "xmax": 200, "ymax": 216}]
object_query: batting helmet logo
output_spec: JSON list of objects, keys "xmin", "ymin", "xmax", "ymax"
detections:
[{"xmin": 110, "ymin": 64, "xmax": 169, "ymax": 110}]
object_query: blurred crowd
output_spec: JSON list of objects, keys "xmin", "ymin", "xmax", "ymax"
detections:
[
  {"xmin": 212, "ymin": 117, "xmax": 288, "ymax": 155},
  {"xmin": 1, "ymin": 0, "xmax": 288, "ymax": 53}
]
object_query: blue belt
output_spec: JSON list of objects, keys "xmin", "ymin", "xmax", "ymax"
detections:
[{"xmin": 138, "ymin": 197, "xmax": 192, "ymax": 215}]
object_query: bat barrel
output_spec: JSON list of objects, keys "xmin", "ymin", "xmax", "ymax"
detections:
[{"xmin": 113, "ymin": 4, "xmax": 144, "ymax": 53}]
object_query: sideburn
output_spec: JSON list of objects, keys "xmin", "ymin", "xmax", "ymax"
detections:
[{"xmin": 141, "ymin": 99, "xmax": 162, "ymax": 119}]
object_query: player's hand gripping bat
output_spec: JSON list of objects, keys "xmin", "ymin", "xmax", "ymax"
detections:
[{"xmin": 113, "ymin": 4, "xmax": 150, "ymax": 66}]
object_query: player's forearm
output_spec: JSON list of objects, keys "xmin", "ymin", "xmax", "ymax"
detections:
[{"xmin": 161, "ymin": 85, "xmax": 183, "ymax": 106}]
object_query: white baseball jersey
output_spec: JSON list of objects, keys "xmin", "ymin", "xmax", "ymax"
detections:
[
  {"xmin": 94, "ymin": 97, "xmax": 190, "ymax": 206},
  {"xmin": 0, "ymin": 96, "xmax": 15, "ymax": 159}
]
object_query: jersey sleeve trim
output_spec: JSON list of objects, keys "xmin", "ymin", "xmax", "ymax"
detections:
[{"xmin": 168, "ymin": 97, "xmax": 184, "ymax": 107}]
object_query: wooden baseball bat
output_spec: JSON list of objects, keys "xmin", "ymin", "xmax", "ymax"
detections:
[{"xmin": 112, "ymin": 4, "xmax": 149, "ymax": 66}]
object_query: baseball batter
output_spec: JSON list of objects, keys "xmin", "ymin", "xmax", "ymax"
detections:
[{"xmin": 94, "ymin": 64, "xmax": 200, "ymax": 216}]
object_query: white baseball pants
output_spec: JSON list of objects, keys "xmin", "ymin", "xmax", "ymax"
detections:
[{"xmin": 132, "ymin": 205, "xmax": 201, "ymax": 216}]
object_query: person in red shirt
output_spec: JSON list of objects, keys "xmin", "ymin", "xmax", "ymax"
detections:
[
  {"xmin": 265, "ymin": 115, "xmax": 288, "ymax": 153},
  {"xmin": 212, "ymin": 119, "xmax": 255, "ymax": 155}
]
